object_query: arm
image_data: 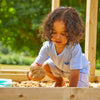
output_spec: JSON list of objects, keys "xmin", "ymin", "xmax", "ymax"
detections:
[
  {"xmin": 27, "ymin": 62, "xmax": 40, "ymax": 80},
  {"xmin": 27, "ymin": 62, "xmax": 44, "ymax": 80},
  {"xmin": 69, "ymin": 69, "xmax": 80, "ymax": 87},
  {"xmin": 30, "ymin": 62, "xmax": 41, "ymax": 71},
  {"xmin": 69, "ymin": 44, "xmax": 82, "ymax": 87},
  {"xmin": 27, "ymin": 42, "xmax": 49, "ymax": 80}
]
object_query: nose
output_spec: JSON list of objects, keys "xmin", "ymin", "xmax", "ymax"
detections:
[{"xmin": 56, "ymin": 34, "xmax": 61, "ymax": 39}]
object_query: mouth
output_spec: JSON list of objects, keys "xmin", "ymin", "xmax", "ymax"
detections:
[{"xmin": 54, "ymin": 41, "xmax": 61, "ymax": 44}]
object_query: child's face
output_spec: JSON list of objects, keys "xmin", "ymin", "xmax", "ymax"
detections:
[{"xmin": 51, "ymin": 21, "xmax": 68, "ymax": 47}]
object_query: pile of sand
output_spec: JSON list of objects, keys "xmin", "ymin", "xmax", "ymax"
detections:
[
  {"xmin": 30, "ymin": 66, "xmax": 46, "ymax": 81},
  {"xmin": 13, "ymin": 81, "xmax": 100, "ymax": 88}
]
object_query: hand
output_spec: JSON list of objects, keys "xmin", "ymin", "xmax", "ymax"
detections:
[
  {"xmin": 27, "ymin": 71, "xmax": 33, "ymax": 80},
  {"xmin": 28, "ymin": 66, "xmax": 46, "ymax": 81}
]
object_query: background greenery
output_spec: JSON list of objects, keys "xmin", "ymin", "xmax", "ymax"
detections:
[{"xmin": 0, "ymin": 0, "xmax": 100, "ymax": 68}]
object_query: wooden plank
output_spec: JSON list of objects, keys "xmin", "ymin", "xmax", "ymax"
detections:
[
  {"xmin": 1, "ymin": 73, "xmax": 100, "ymax": 82},
  {"xmin": 85, "ymin": 0, "xmax": 98, "ymax": 75},
  {"xmin": 0, "ymin": 74, "xmax": 55, "ymax": 82},
  {"xmin": 89, "ymin": 75, "xmax": 100, "ymax": 82},
  {"xmin": 0, "ymin": 70, "xmax": 28, "ymax": 74},
  {"xmin": 0, "ymin": 88, "xmax": 70, "ymax": 100},
  {"xmin": 51, "ymin": 0, "xmax": 60, "ymax": 11},
  {"xmin": 89, "ymin": 75, "xmax": 97, "ymax": 82},
  {"xmin": 0, "ymin": 88, "xmax": 100, "ymax": 100},
  {"xmin": 70, "ymin": 88, "xmax": 100, "ymax": 100},
  {"xmin": 0, "ymin": 74, "xmax": 69, "ymax": 82},
  {"xmin": 0, "ymin": 74, "xmax": 28, "ymax": 82}
]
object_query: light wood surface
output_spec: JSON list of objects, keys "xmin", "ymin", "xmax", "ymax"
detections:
[
  {"xmin": 0, "ymin": 72, "xmax": 100, "ymax": 82},
  {"xmin": 0, "ymin": 73, "xmax": 69, "ymax": 82},
  {"xmin": 51, "ymin": 0, "xmax": 60, "ymax": 11},
  {"xmin": 85, "ymin": 0, "xmax": 98, "ymax": 75},
  {"xmin": 70, "ymin": 88, "xmax": 100, "ymax": 100},
  {"xmin": 0, "ymin": 69, "xmax": 28, "ymax": 74},
  {"xmin": 0, "ymin": 88, "xmax": 100, "ymax": 100}
]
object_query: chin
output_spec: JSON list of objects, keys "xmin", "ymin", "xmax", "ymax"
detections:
[
  {"xmin": 55, "ymin": 43, "xmax": 62, "ymax": 46},
  {"xmin": 54, "ymin": 42, "xmax": 61, "ymax": 45}
]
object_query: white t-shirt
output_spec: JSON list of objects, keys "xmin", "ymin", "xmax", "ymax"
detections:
[{"xmin": 33, "ymin": 41, "xmax": 90, "ymax": 75}]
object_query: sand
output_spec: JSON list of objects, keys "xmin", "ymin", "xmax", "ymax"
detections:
[{"xmin": 30, "ymin": 66, "xmax": 46, "ymax": 81}]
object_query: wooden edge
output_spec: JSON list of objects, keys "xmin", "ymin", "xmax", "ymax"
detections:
[
  {"xmin": 85, "ymin": 0, "xmax": 98, "ymax": 75},
  {"xmin": 0, "ymin": 73, "xmax": 100, "ymax": 82},
  {"xmin": 0, "ymin": 74, "xmax": 69, "ymax": 82},
  {"xmin": 51, "ymin": 0, "xmax": 60, "ymax": 11},
  {"xmin": 0, "ymin": 70, "xmax": 28, "ymax": 74},
  {"xmin": 0, "ymin": 88, "xmax": 100, "ymax": 100},
  {"xmin": 89, "ymin": 75, "xmax": 100, "ymax": 82}
]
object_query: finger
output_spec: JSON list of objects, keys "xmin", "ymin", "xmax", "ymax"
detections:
[{"xmin": 27, "ymin": 72, "xmax": 32, "ymax": 80}]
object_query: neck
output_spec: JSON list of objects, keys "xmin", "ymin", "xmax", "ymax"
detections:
[{"xmin": 55, "ymin": 44, "xmax": 66, "ymax": 55}]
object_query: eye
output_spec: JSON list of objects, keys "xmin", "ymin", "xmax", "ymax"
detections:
[
  {"xmin": 61, "ymin": 33, "xmax": 66, "ymax": 36},
  {"xmin": 52, "ymin": 31, "xmax": 56, "ymax": 34}
]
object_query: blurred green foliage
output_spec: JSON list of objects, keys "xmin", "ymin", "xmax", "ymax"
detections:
[
  {"xmin": 0, "ymin": 53, "xmax": 35, "ymax": 65},
  {"xmin": 0, "ymin": 0, "xmax": 100, "ymax": 60},
  {"xmin": 0, "ymin": 0, "xmax": 51, "ymax": 55}
]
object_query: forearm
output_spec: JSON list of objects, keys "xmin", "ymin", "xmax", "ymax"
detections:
[
  {"xmin": 69, "ymin": 69, "xmax": 80, "ymax": 87},
  {"xmin": 31, "ymin": 62, "xmax": 41, "ymax": 67},
  {"xmin": 30, "ymin": 62, "xmax": 42, "ymax": 70}
]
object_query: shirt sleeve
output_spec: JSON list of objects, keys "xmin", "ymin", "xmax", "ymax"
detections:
[
  {"xmin": 33, "ymin": 42, "xmax": 49, "ymax": 65},
  {"xmin": 70, "ymin": 44, "xmax": 83, "ymax": 69}
]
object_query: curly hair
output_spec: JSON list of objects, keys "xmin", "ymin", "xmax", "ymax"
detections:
[{"xmin": 42, "ymin": 7, "xmax": 85, "ymax": 45}]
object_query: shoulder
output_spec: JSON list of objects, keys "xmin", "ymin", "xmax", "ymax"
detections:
[
  {"xmin": 66, "ymin": 43, "xmax": 81, "ymax": 50},
  {"xmin": 41, "ymin": 41, "xmax": 52, "ymax": 50},
  {"xmin": 66, "ymin": 43, "xmax": 82, "ymax": 55},
  {"xmin": 71, "ymin": 44, "xmax": 81, "ymax": 51},
  {"xmin": 43, "ymin": 41, "xmax": 52, "ymax": 47},
  {"xmin": 74, "ymin": 43, "xmax": 81, "ymax": 49},
  {"xmin": 71, "ymin": 44, "xmax": 82, "ymax": 57}
]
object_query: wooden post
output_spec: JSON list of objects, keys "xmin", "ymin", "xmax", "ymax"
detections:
[
  {"xmin": 51, "ymin": 0, "xmax": 60, "ymax": 11},
  {"xmin": 85, "ymin": 0, "xmax": 98, "ymax": 76}
]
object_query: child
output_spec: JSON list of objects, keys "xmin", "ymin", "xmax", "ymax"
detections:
[{"xmin": 28, "ymin": 7, "xmax": 90, "ymax": 87}]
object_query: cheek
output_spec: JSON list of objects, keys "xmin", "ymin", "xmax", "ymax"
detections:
[
  {"xmin": 62, "ymin": 37, "xmax": 68, "ymax": 43},
  {"xmin": 51, "ymin": 36, "xmax": 55, "ymax": 41},
  {"xmin": 51, "ymin": 37, "xmax": 54, "ymax": 41}
]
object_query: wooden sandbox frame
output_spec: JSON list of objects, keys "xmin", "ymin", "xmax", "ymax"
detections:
[{"xmin": 0, "ymin": 0, "xmax": 100, "ymax": 100}]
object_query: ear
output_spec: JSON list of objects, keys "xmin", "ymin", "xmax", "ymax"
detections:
[{"xmin": 66, "ymin": 32, "xmax": 69, "ymax": 36}]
